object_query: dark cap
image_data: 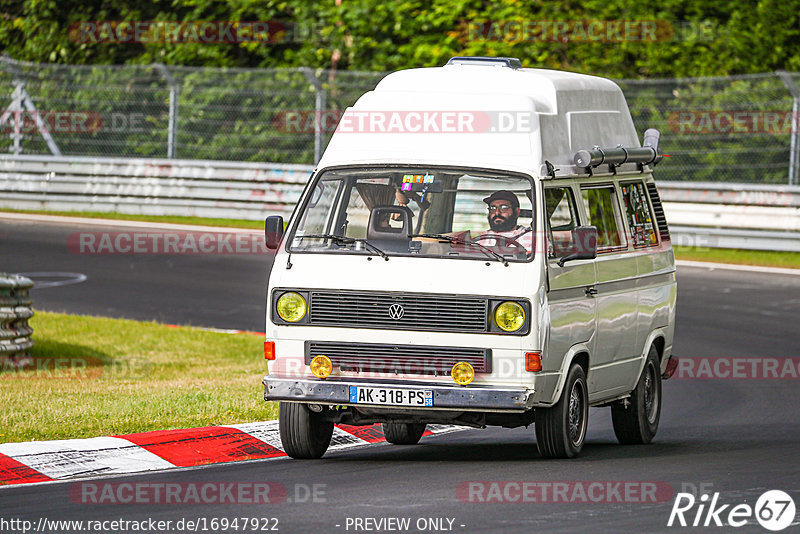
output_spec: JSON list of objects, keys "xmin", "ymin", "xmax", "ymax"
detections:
[{"xmin": 483, "ymin": 190, "xmax": 520, "ymax": 209}]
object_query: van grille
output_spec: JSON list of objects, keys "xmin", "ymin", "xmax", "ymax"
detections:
[
  {"xmin": 309, "ymin": 290, "xmax": 488, "ymax": 333},
  {"xmin": 646, "ymin": 182, "xmax": 671, "ymax": 241},
  {"xmin": 306, "ymin": 341, "xmax": 491, "ymax": 375}
]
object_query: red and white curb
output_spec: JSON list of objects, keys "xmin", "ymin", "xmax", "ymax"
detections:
[{"xmin": 0, "ymin": 422, "xmax": 461, "ymax": 486}]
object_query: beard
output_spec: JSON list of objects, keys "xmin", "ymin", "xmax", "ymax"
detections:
[{"xmin": 489, "ymin": 214, "xmax": 516, "ymax": 232}]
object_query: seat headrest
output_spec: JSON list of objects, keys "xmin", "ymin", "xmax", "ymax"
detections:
[{"xmin": 366, "ymin": 206, "xmax": 413, "ymax": 242}]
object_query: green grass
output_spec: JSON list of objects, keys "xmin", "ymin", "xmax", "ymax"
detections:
[
  {"xmin": 0, "ymin": 312, "xmax": 276, "ymax": 443},
  {"xmin": 673, "ymin": 246, "xmax": 800, "ymax": 269},
  {"xmin": 0, "ymin": 208, "xmax": 264, "ymax": 229}
]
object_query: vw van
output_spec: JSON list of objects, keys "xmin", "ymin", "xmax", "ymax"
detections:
[{"xmin": 262, "ymin": 57, "xmax": 677, "ymax": 459}]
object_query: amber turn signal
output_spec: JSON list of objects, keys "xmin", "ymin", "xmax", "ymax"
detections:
[{"xmin": 525, "ymin": 352, "xmax": 542, "ymax": 372}]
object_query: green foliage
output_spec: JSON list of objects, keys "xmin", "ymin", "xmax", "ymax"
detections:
[
  {"xmin": 1, "ymin": 1, "xmax": 798, "ymax": 177},
  {"xmin": 619, "ymin": 74, "xmax": 795, "ymax": 183},
  {"xmin": 2, "ymin": 0, "xmax": 799, "ymax": 77}
]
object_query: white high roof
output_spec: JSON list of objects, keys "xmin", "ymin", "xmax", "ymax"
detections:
[{"xmin": 317, "ymin": 62, "xmax": 641, "ymax": 176}]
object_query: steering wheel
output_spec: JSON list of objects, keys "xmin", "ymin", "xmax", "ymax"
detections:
[{"xmin": 472, "ymin": 234, "xmax": 526, "ymax": 255}]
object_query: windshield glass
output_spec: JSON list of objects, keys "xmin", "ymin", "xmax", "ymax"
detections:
[{"xmin": 288, "ymin": 167, "xmax": 535, "ymax": 262}]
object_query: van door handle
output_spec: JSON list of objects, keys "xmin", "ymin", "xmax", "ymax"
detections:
[{"xmin": 585, "ymin": 286, "xmax": 598, "ymax": 297}]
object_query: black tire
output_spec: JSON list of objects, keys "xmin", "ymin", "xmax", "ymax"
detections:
[
  {"xmin": 382, "ymin": 423, "xmax": 426, "ymax": 445},
  {"xmin": 278, "ymin": 402, "xmax": 334, "ymax": 459},
  {"xmin": 535, "ymin": 363, "xmax": 589, "ymax": 458},
  {"xmin": 611, "ymin": 345, "xmax": 662, "ymax": 445}
]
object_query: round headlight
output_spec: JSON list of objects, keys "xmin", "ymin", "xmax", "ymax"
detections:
[
  {"xmin": 310, "ymin": 355, "xmax": 333, "ymax": 379},
  {"xmin": 276, "ymin": 292, "xmax": 307, "ymax": 322},
  {"xmin": 494, "ymin": 301, "xmax": 525, "ymax": 332},
  {"xmin": 451, "ymin": 361, "xmax": 475, "ymax": 386}
]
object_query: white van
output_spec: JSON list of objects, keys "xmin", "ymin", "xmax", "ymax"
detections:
[{"xmin": 262, "ymin": 57, "xmax": 677, "ymax": 459}]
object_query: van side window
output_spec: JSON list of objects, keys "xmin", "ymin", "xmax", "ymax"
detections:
[
  {"xmin": 545, "ymin": 187, "xmax": 578, "ymax": 257},
  {"xmin": 620, "ymin": 181, "xmax": 658, "ymax": 247},
  {"xmin": 580, "ymin": 185, "xmax": 626, "ymax": 251}
]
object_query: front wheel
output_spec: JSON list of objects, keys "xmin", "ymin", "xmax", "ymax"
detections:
[
  {"xmin": 278, "ymin": 402, "xmax": 334, "ymax": 459},
  {"xmin": 611, "ymin": 345, "xmax": 662, "ymax": 444},
  {"xmin": 382, "ymin": 423, "xmax": 426, "ymax": 445},
  {"xmin": 535, "ymin": 363, "xmax": 588, "ymax": 458}
]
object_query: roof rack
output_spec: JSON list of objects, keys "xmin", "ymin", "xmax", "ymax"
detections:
[{"xmin": 446, "ymin": 57, "xmax": 522, "ymax": 69}]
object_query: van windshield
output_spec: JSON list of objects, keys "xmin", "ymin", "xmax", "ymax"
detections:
[{"xmin": 288, "ymin": 167, "xmax": 535, "ymax": 262}]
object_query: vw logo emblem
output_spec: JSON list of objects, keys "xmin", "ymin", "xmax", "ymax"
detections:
[{"xmin": 388, "ymin": 303, "xmax": 405, "ymax": 320}]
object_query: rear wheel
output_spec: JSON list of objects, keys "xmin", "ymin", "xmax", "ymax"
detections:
[
  {"xmin": 382, "ymin": 423, "xmax": 426, "ymax": 445},
  {"xmin": 278, "ymin": 402, "xmax": 334, "ymax": 459},
  {"xmin": 535, "ymin": 363, "xmax": 588, "ymax": 458},
  {"xmin": 611, "ymin": 345, "xmax": 662, "ymax": 444}
]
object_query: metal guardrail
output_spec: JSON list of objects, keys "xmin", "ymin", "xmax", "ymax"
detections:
[
  {"xmin": 0, "ymin": 154, "xmax": 311, "ymax": 220},
  {"xmin": 669, "ymin": 226, "xmax": 800, "ymax": 252},
  {"xmin": 657, "ymin": 181, "xmax": 800, "ymax": 249},
  {"xmin": 0, "ymin": 273, "xmax": 34, "ymax": 365},
  {"xmin": 658, "ymin": 181, "xmax": 800, "ymax": 207},
  {"xmin": 1, "ymin": 156, "xmax": 799, "ymax": 251}
]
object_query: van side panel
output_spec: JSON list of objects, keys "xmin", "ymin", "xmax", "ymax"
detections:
[
  {"xmin": 546, "ymin": 260, "xmax": 597, "ymax": 381},
  {"xmin": 636, "ymin": 250, "xmax": 677, "ymax": 343},
  {"xmin": 591, "ymin": 252, "xmax": 641, "ymax": 397},
  {"xmin": 543, "ymin": 180, "xmax": 596, "ymax": 393}
]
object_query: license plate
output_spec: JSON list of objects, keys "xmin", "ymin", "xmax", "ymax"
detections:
[{"xmin": 349, "ymin": 386, "xmax": 433, "ymax": 407}]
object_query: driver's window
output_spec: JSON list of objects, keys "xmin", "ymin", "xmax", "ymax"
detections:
[
  {"xmin": 545, "ymin": 187, "xmax": 578, "ymax": 258},
  {"xmin": 295, "ymin": 178, "xmax": 342, "ymax": 236}
]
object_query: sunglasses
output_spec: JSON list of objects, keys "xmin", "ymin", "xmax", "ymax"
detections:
[{"xmin": 488, "ymin": 204, "xmax": 513, "ymax": 212}]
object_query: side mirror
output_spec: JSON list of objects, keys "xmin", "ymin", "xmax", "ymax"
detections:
[
  {"xmin": 265, "ymin": 216, "xmax": 284, "ymax": 250},
  {"xmin": 557, "ymin": 226, "xmax": 598, "ymax": 267}
]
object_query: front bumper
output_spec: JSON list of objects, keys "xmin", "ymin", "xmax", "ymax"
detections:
[{"xmin": 263, "ymin": 376, "xmax": 535, "ymax": 412}]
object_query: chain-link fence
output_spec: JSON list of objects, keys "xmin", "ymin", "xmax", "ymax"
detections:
[
  {"xmin": 0, "ymin": 56, "xmax": 385, "ymax": 164},
  {"xmin": 618, "ymin": 72, "xmax": 800, "ymax": 184},
  {"xmin": 1, "ymin": 56, "xmax": 798, "ymax": 184}
]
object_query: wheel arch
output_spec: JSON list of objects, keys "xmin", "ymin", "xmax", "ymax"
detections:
[
  {"xmin": 631, "ymin": 328, "xmax": 668, "ymax": 389},
  {"xmin": 548, "ymin": 343, "xmax": 591, "ymax": 405}
]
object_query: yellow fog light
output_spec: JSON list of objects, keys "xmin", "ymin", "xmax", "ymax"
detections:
[
  {"xmin": 310, "ymin": 355, "xmax": 333, "ymax": 379},
  {"xmin": 276, "ymin": 292, "xmax": 307, "ymax": 322},
  {"xmin": 451, "ymin": 361, "xmax": 475, "ymax": 386},
  {"xmin": 494, "ymin": 301, "xmax": 525, "ymax": 332}
]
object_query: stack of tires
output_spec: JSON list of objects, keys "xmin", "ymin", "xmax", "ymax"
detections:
[{"xmin": 0, "ymin": 273, "xmax": 34, "ymax": 369}]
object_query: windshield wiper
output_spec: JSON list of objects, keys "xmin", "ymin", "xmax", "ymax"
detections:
[
  {"xmin": 295, "ymin": 234, "xmax": 389, "ymax": 261},
  {"xmin": 412, "ymin": 233, "xmax": 509, "ymax": 266}
]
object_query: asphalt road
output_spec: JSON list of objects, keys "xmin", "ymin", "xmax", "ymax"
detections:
[
  {"xmin": 2, "ymin": 217, "xmax": 800, "ymax": 533},
  {"xmin": 0, "ymin": 218, "xmax": 271, "ymax": 331}
]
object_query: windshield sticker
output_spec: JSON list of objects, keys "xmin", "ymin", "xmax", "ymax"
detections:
[{"xmin": 402, "ymin": 174, "xmax": 438, "ymax": 193}]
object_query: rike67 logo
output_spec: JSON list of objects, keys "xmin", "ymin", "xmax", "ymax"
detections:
[{"xmin": 668, "ymin": 490, "xmax": 796, "ymax": 531}]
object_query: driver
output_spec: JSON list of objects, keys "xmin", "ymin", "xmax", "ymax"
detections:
[{"xmin": 478, "ymin": 190, "xmax": 533, "ymax": 253}]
